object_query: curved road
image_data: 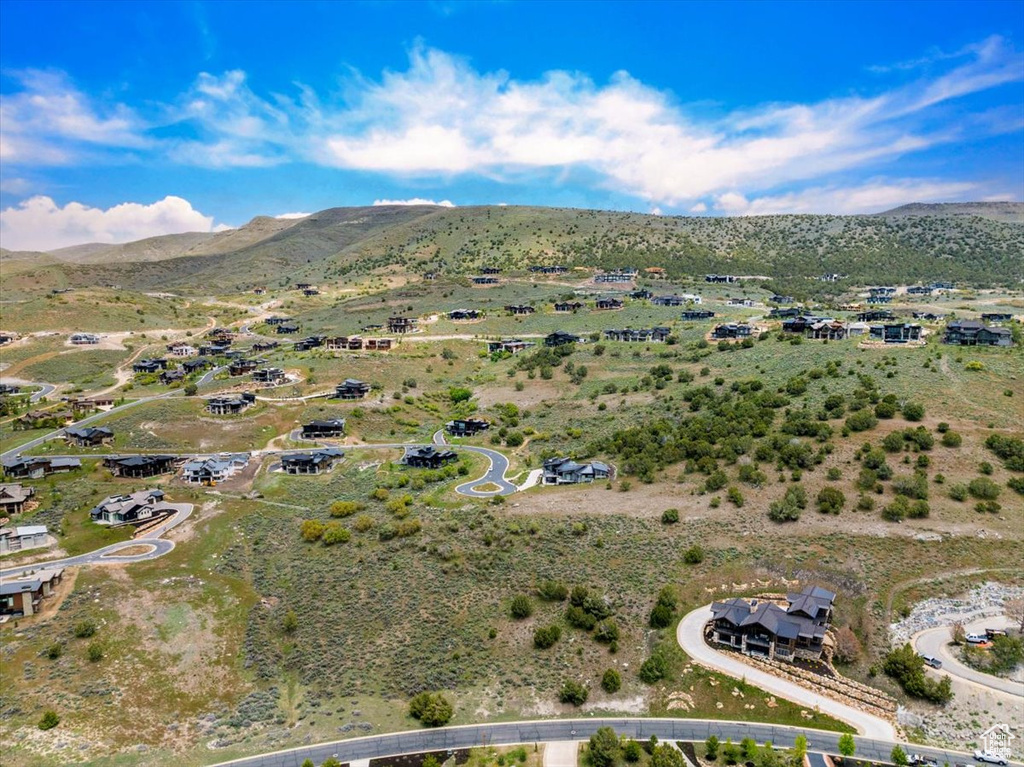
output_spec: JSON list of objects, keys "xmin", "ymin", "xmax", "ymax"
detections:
[
  {"xmin": 0, "ymin": 503, "xmax": 193, "ymax": 578},
  {"xmin": 209, "ymin": 717, "xmax": 1005, "ymax": 767},
  {"xmin": 914, "ymin": 617, "xmax": 1024, "ymax": 698},
  {"xmin": 676, "ymin": 605, "xmax": 896, "ymax": 739},
  {"xmin": 0, "ymin": 379, "xmax": 58, "ymax": 403},
  {"xmin": 347, "ymin": 441, "xmax": 517, "ymax": 497}
]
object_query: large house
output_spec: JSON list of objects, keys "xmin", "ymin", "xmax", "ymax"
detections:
[
  {"xmin": 69, "ymin": 333, "xmax": 100, "ymax": 344},
  {"xmin": 89, "ymin": 489, "xmax": 170, "ymax": 525},
  {"xmin": 981, "ymin": 313, "xmax": 1013, "ymax": 323},
  {"xmin": 653, "ymin": 294, "xmax": 701, "ymax": 306},
  {"xmin": 445, "ymin": 418, "xmax": 490, "ymax": 437},
  {"xmin": 529, "ymin": 265, "xmax": 567, "ymax": 274},
  {"xmin": 487, "ymin": 338, "xmax": 535, "ymax": 355},
  {"xmin": 944, "ymin": 320, "xmax": 1014, "ymax": 347},
  {"xmin": 228, "ymin": 358, "xmax": 262, "ymax": 376},
  {"xmin": 709, "ymin": 585, "xmax": 836, "ymax": 662},
  {"xmin": 182, "ymin": 454, "xmax": 249, "ymax": 485},
  {"xmin": 545, "ymin": 331, "xmax": 582, "ymax": 347},
  {"xmin": 64, "ymin": 426, "xmax": 114, "ymax": 447},
  {"xmin": 1, "ymin": 456, "xmax": 81, "ymax": 479},
  {"xmin": 505, "ymin": 304, "xmax": 535, "ymax": 315},
  {"xmin": 448, "ymin": 309, "xmax": 480, "ymax": 321},
  {"xmin": 206, "ymin": 392, "xmax": 256, "ymax": 415},
  {"xmin": 681, "ymin": 310, "xmax": 715, "ymax": 321},
  {"xmin": 265, "ymin": 316, "xmax": 293, "ymax": 326},
  {"xmin": 712, "ymin": 323, "xmax": 753, "ymax": 339},
  {"xmin": 594, "ymin": 271, "xmax": 634, "ymax": 283},
  {"xmin": 300, "ymin": 419, "xmax": 346, "ymax": 439},
  {"xmin": 280, "ymin": 448, "xmax": 344, "ymax": 475},
  {"xmin": 253, "ymin": 367, "xmax": 286, "ymax": 384},
  {"xmin": 0, "ymin": 567, "xmax": 64, "ymax": 617},
  {"xmin": 542, "ymin": 457, "xmax": 612, "ymax": 485},
  {"xmin": 402, "ymin": 446, "xmax": 458, "ymax": 469},
  {"xmin": 603, "ymin": 327, "xmax": 671, "ymax": 343},
  {"xmin": 0, "ymin": 524, "xmax": 49, "ymax": 555},
  {"xmin": 595, "ymin": 298, "xmax": 624, "ymax": 310},
  {"xmin": 276, "ymin": 323, "xmax": 300, "ymax": 335},
  {"xmin": 104, "ymin": 454, "xmax": 178, "ymax": 478},
  {"xmin": 630, "ymin": 289, "xmax": 654, "ymax": 300},
  {"xmin": 869, "ymin": 323, "xmax": 922, "ymax": 343},
  {"xmin": 133, "ymin": 358, "xmax": 169, "ymax": 374},
  {"xmin": 856, "ymin": 309, "xmax": 895, "ymax": 323},
  {"xmin": 0, "ymin": 484, "xmax": 35, "ymax": 514},
  {"xmin": 334, "ymin": 379, "xmax": 371, "ymax": 400},
  {"xmin": 471, "ymin": 276, "xmax": 499, "ymax": 285},
  {"xmin": 387, "ymin": 317, "xmax": 419, "ymax": 333},
  {"xmin": 705, "ymin": 274, "xmax": 738, "ymax": 283},
  {"xmin": 554, "ymin": 301, "xmax": 584, "ymax": 313}
]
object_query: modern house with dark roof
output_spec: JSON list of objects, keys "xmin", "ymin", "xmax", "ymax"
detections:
[
  {"xmin": 90, "ymin": 489, "xmax": 170, "ymax": 525},
  {"xmin": 603, "ymin": 327, "xmax": 670, "ymax": 342},
  {"xmin": 103, "ymin": 455, "xmax": 178, "ymax": 478},
  {"xmin": 334, "ymin": 379, "xmax": 371, "ymax": 399},
  {"xmin": 132, "ymin": 358, "xmax": 169, "ymax": 374},
  {"xmin": 402, "ymin": 446, "xmax": 458, "ymax": 469},
  {"xmin": 448, "ymin": 309, "xmax": 480, "ymax": 321},
  {"xmin": 205, "ymin": 392, "xmax": 256, "ymax": 415},
  {"xmin": 595, "ymin": 297, "xmax": 624, "ymax": 310},
  {"xmin": 856, "ymin": 309, "xmax": 895, "ymax": 323},
  {"xmin": 276, "ymin": 323, "xmax": 300, "ymax": 334},
  {"xmin": 681, "ymin": 310, "xmax": 716, "ymax": 321},
  {"xmin": 253, "ymin": 367, "xmax": 286, "ymax": 384},
  {"xmin": 2, "ymin": 456, "xmax": 81, "ymax": 479},
  {"xmin": 980, "ymin": 312, "xmax": 1013, "ymax": 323},
  {"xmin": 64, "ymin": 426, "xmax": 114, "ymax": 447},
  {"xmin": 630, "ymin": 289, "xmax": 654, "ymax": 300},
  {"xmin": 487, "ymin": 338, "xmax": 535, "ymax": 355},
  {"xmin": 387, "ymin": 317, "xmax": 419, "ymax": 333},
  {"xmin": 300, "ymin": 419, "xmax": 346, "ymax": 438},
  {"xmin": 545, "ymin": 331, "xmax": 582, "ymax": 347},
  {"xmin": 542, "ymin": 457, "xmax": 612, "ymax": 485},
  {"xmin": 471, "ymin": 276, "xmax": 499, "ymax": 285},
  {"xmin": 944, "ymin": 320, "xmax": 1013, "ymax": 347},
  {"xmin": 869, "ymin": 323, "xmax": 923, "ymax": 343},
  {"xmin": 554, "ymin": 301, "xmax": 584, "ymax": 313},
  {"xmin": 711, "ymin": 323, "xmax": 753, "ymax": 339},
  {"xmin": 709, "ymin": 584, "xmax": 836, "ymax": 662},
  {"xmin": 228, "ymin": 358, "xmax": 262, "ymax": 376},
  {"xmin": 280, "ymin": 448, "xmax": 344, "ymax": 475},
  {"xmin": 445, "ymin": 418, "xmax": 490, "ymax": 437},
  {"xmin": 705, "ymin": 274, "xmax": 738, "ymax": 283},
  {"xmin": 505, "ymin": 304, "xmax": 535, "ymax": 315},
  {"xmin": 653, "ymin": 294, "xmax": 701, "ymax": 306}
]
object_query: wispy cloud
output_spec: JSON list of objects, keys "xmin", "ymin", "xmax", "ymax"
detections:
[
  {"xmin": 372, "ymin": 198, "xmax": 456, "ymax": 207},
  {"xmin": 0, "ymin": 70, "xmax": 148, "ymax": 165},
  {"xmin": 0, "ymin": 195, "xmax": 223, "ymax": 251},
  {"xmin": 274, "ymin": 211, "xmax": 311, "ymax": 219}
]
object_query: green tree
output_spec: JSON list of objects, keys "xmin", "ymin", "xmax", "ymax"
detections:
[
  {"xmin": 537, "ymin": 580, "xmax": 568, "ymax": 601},
  {"xmin": 705, "ymin": 736, "xmax": 720, "ymax": 761},
  {"xmin": 533, "ymin": 625, "xmax": 561, "ymax": 649},
  {"xmin": 588, "ymin": 726, "xmax": 621, "ymax": 767},
  {"xmin": 408, "ymin": 692, "xmax": 453, "ymax": 726},
  {"xmin": 510, "ymin": 594, "xmax": 533, "ymax": 619},
  {"xmin": 838, "ymin": 733, "xmax": 856, "ymax": 758},
  {"xmin": 87, "ymin": 641, "xmax": 104, "ymax": 662},
  {"xmin": 683, "ymin": 543, "xmax": 704, "ymax": 564},
  {"xmin": 791, "ymin": 735, "xmax": 807, "ymax": 764},
  {"xmin": 73, "ymin": 620, "xmax": 97, "ymax": 638},
  {"xmin": 741, "ymin": 738, "xmax": 759, "ymax": 762},
  {"xmin": 183, "ymin": 382, "xmax": 198, "ymax": 396},
  {"xmin": 601, "ymin": 668, "xmax": 621, "ymax": 693},
  {"xmin": 651, "ymin": 744, "xmax": 686, "ymax": 767},
  {"xmin": 38, "ymin": 710, "xmax": 60, "ymax": 730},
  {"xmin": 300, "ymin": 519, "xmax": 325, "ymax": 542},
  {"xmin": 902, "ymin": 402, "xmax": 925, "ymax": 421},
  {"xmin": 723, "ymin": 739, "xmax": 740, "ymax": 766},
  {"xmin": 624, "ymin": 741, "xmax": 643, "ymax": 763},
  {"xmin": 891, "ymin": 746, "xmax": 908, "ymax": 767},
  {"xmin": 558, "ymin": 680, "xmax": 589, "ymax": 706},
  {"xmin": 282, "ymin": 610, "xmax": 298, "ymax": 634},
  {"xmin": 816, "ymin": 487, "xmax": 846, "ymax": 515}
]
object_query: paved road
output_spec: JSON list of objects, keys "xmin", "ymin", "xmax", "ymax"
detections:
[
  {"xmin": 676, "ymin": 605, "xmax": 896, "ymax": 739},
  {"xmin": 209, "ymin": 717, "xmax": 1007, "ymax": 767},
  {"xmin": 0, "ymin": 379, "xmax": 57, "ymax": 403},
  {"xmin": 0, "ymin": 503, "xmax": 193, "ymax": 578},
  {"xmin": 914, "ymin": 616, "xmax": 1024, "ymax": 698}
]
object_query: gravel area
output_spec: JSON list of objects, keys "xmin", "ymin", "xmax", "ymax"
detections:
[{"xmin": 889, "ymin": 581, "xmax": 1024, "ymax": 645}]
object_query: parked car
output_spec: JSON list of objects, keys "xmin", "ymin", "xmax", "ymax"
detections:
[
  {"xmin": 909, "ymin": 755, "xmax": 938, "ymax": 767},
  {"xmin": 965, "ymin": 633, "xmax": 988, "ymax": 644},
  {"xmin": 974, "ymin": 752, "xmax": 1008, "ymax": 766},
  {"xmin": 918, "ymin": 654, "xmax": 943, "ymax": 669}
]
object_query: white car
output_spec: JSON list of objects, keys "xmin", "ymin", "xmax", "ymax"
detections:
[
  {"xmin": 965, "ymin": 633, "xmax": 988, "ymax": 644},
  {"xmin": 973, "ymin": 751, "xmax": 1007, "ymax": 766}
]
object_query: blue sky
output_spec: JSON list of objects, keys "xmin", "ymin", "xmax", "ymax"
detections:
[{"xmin": 1, "ymin": 0, "xmax": 1022, "ymax": 250}]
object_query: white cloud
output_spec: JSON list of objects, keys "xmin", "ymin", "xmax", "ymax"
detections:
[
  {"xmin": 0, "ymin": 70, "xmax": 148, "ymax": 165},
  {"xmin": 372, "ymin": 198, "xmax": 456, "ymax": 207},
  {"xmin": 711, "ymin": 179, "xmax": 978, "ymax": 216},
  {"xmin": 274, "ymin": 211, "xmax": 311, "ymax": 219},
  {"xmin": 0, "ymin": 195, "xmax": 222, "ymax": 251},
  {"xmin": 689, "ymin": 202, "xmax": 708, "ymax": 213}
]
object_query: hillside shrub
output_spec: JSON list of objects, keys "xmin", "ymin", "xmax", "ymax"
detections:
[
  {"xmin": 509, "ymin": 595, "xmax": 533, "ymax": 619},
  {"xmin": 559, "ymin": 680, "xmax": 589, "ymax": 706}
]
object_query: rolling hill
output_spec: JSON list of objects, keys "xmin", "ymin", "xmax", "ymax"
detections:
[{"xmin": 2, "ymin": 202, "xmax": 1021, "ymax": 297}]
